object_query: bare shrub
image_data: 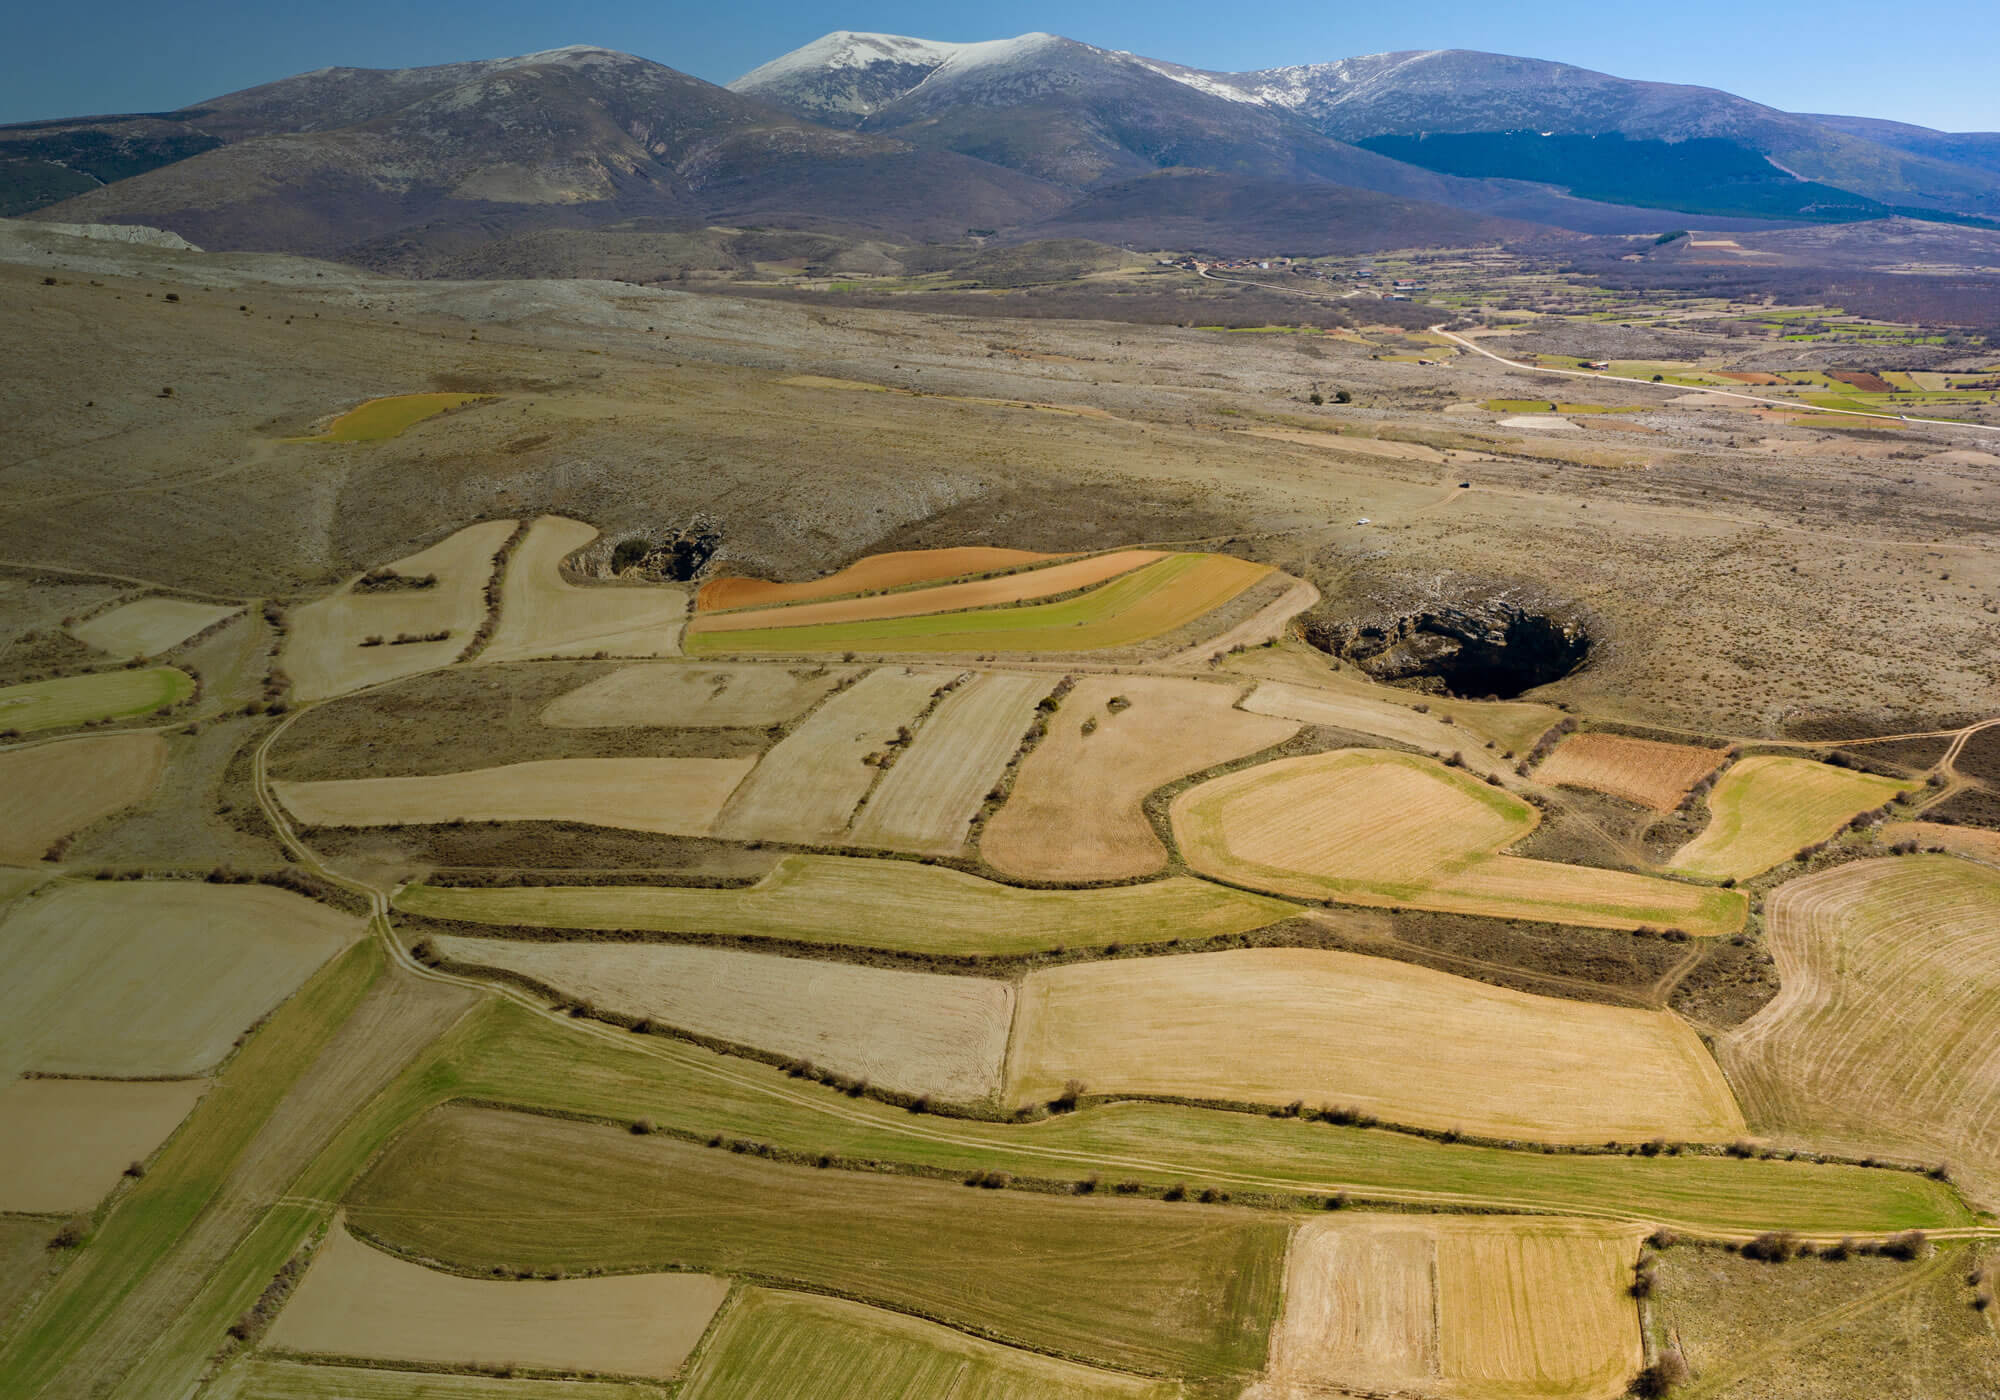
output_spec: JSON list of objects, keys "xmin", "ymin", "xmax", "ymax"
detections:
[{"xmin": 1630, "ymin": 1348, "xmax": 1690, "ymax": 1397}]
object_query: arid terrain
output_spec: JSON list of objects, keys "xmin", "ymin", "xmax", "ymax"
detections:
[{"xmin": 2, "ymin": 204, "xmax": 1999, "ymax": 1400}]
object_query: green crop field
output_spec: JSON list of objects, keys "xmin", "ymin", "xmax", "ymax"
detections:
[
  {"xmin": 683, "ymin": 554, "xmax": 1268, "ymax": 655},
  {"xmin": 1670, "ymin": 755, "xmax": 1911, "ymax": 881},
  {"xmin": 286, "ymin": 393, "xmax": 490, "ymax": 443},
  {"xmin": 0, "ymin": 666, "xmax": 192, "ymax": 733},
  {"xmin": 350, "ymin": 1001, "xmax": 1969, "ymax": 1238},
  {"xmin": 680, "ymin": 1287, "xmax": 1179, "ymax": 1400},
  {"xmin": 397, "ymin": 858, "xmax": 1296, "ymax": 956},
  {"xmin": 349, "ymin": 1103, "xmax": 1289, "ymax": 1383},
  {"xmin": 0, "ymin": 940, "xmax": 382, "ymax": 1397}
]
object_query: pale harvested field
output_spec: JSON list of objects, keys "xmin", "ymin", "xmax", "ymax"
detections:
[
  {"xmin": 1885, "ymin": 820, "xmax": 2000, "ymax": 868},
  {"xmin": 0, "ymin": 882, "xmax": 360, "ymax": 1079},
  {"xmin": 0, "ymin": 1076, "xmax": 205, "ymax": 1213},
  {"xmin": 266, "ymin": 1225, "xmax": 727, "ymax": 1379},
  {"xmin": 1669, "ymin": 755, "xmax": 1911, "ymax": 880},
  {"xmin": 680, "ymin": 1286, "xmax": 1176, "ymax": 1400},
  {"xmin": 848, "ymin": 671, "xmax": 1051, "ymax": 855},
  {"xmin": 1243, "ymin": 679, "xmax": 1508, "ymax": 775},
  {"xmin": 398, "ymin": 856, "xmax": 1294, "ymax": 956},
  {"xmin": 1536, "ymin": 733, "xmax": 1729, "ymax": 811},
  {"xmin": 433, "ymin": 934, "xmax": 1011, "ymax": 1101},
  {"xmin": 1006, "ymin": 948, "xmax": 1745, "ymax": 1142},
  {"xmin": 276, "ymin": 757, "xmax": 755, "ymax": 837},
  {"xmin": 71, "ymin": 598, "xmax": 239, "ymax": 657},
  {"xmin": 480, "ymin": 516, "xmax": 690, "ymax": 662},
  {"xmin": 1255, "ymin": 1215, "xmax": 1642, "ymax": 1400},
  {"xmin": 1720, "ymin": 857, "xmax": 2000, "ymax": 1198},
  {"xmin": 698, "ymin": 547, "xmax": 1062, "ymax": 612},
  {"xmin": 0, "ymin": 733, "xmax": 166, "ymax": 863},
  {"xmin": 689, "ymin": 551, "xmax": 1162, "ymax": 634},
  {"xmin": 285, "ymin": 520, "xmax": 515, "ymax": 701},
  {"xmin": 715, "ymin": 667, "xmax": 951, "ymax": 844},
  {"xmin": 983, "ymin": 676, "xmax": 1298, "ymax": 881},
  {"xmin": 1172, "ymin": 750, "xmax": 1744, "ymax": 934},
  {"xmin": 541, "ymin": 661, "xmax": 852, "ymax": 728}
]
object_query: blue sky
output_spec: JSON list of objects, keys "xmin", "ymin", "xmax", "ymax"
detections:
[{"xmin": 5, "ymin": 0, "xmax": 1996, "ymax": 130}]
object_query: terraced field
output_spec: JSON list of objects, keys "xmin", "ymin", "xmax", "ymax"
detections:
[
  {"xmin": 397, "ymin": 857, "xmax": 1294, "ymax": 955},
  {"xmin": 348, "ymin": 1105, "xmax": 1291, "ymax": 1383},
  {"xmin": 684, "ymin": 553, "xmax": 1272, "ymax": 656},
  {"xmin": 847, "ymin": 671, "xmax": 1050, "ymax": 854},
  {"xmin": 1536, "ymin": 732, "xmax": 1729, "ymax": 811},
  {"xmin": 0, "ymin": 732, "xmax": 165, "ymax": 863},
  {"xmin": 1720, "ymin": 856, "xmax": 2000, "ymax": 1197},
  {"xmin": 697, "ymin": 547, "xmax": 1062, "ymax": 612},
  {"xmin": 1669, "ymin": 755, "xmax": 1911, "ymax": 881},
  {"xmin": 713, "ymin": 667, "xmax": 951, "ymax": 844},
  {"xmin": 681, "ymin": 1288, "xmax": 1177, "ymax": 1400},
  {"xmin": 541, "ymin": 661, "xmax": 851, "ymax": 728},
  {"xmin": 430, "ymin": 934, "xmax": 1014, "ymax": 1101},
  {"xmin": 0, "ymin": 881, "xmax": 361, "ymax": 1079},
  {"xmin": 0, "ymin": 666, "xmax": 191, "ymax": 734},
  {"xmin": 1255, "ymin": 1215, "xmax": 1643, "ymax": 1400},
  {"xmin": 1172, "ymin": 749, "xmax": 1744, "ymax": 933},
  {"xmin": 1005, "ymin": 948, "xmax": 1746, "ymax": 1142},
  {"xmin": 984, "ymin": 675, "xmax": 1298, "ymax": 880},
  {"xmin": 480, "ymin": 516, "xmax": 690, "ymax": 662},
  {"xmin": 71, "ymin": 598, "xmax": 239, "ymax": 657},
  {"xmin": 276, "ymin": 756, "xmax": 756, "ymax": 836},
  {"xmin": 265, "ymin": 1225, "xmax": 727, "ymax": 1379},
  {"xmin": 284, "ymin": 520, "xmax": 515, "ymax": 701}
]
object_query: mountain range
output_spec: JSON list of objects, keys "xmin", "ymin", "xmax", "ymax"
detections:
[{"xmin": 5, "ymin": 32, "xmax": 1998, "ymax": 270}]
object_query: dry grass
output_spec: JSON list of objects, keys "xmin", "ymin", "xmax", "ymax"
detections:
[
  {"xmin": 266, "ymin": 1225, "xmax": 727, "ymax": 1379},
  {"xmin": 432, "ymin": 934, "xmax": 1013, "ymax": 1102},
  {"xmin": 0, "ymin": 732, "xmax": 165, "ymax": 863},
  {"xmin": 1720, "ymin": 855, "xmax": 2000, "ymax": 1201},
  {"xmin": 0, "ymin": 881, "xmax": 361, "ymax": 1079},
  {"xmin": 70, "ymin": 598, "xmax": 240, "ymax": 658},
  {"xmin": 983, "ymin": 676, "xmax": 1297, "ymax": 881},
  {"xmin": 0, "ymin": 1077, "xmax": 206, "ymax": 1213},
  {"xmin": 1172, "ymin": 750, "xmax": 1744, "ymax": 934},
  {"xmin": 1537, "ymin": 733, "xmax": 1729, "ymax": 812},
  {"xmin": 1669, "ymin": 755, "xmax": 1910, "ymax": 881},
  {"xmin": 692, "ymin": 551, "xmax": 1160, "ymax": 633},
  {"xmin": 714, "ymin": 667, "xmax": 951, "ymax": 844},
  {"xmin": 540, "ymin": 661, "xmax": 852, "ymax": 728},
  {"xmin": 1242, "ymin": 679, "xmax": 1510, "ymax": 777},
  {"xmin": 397, "ymin": 857, "xmax": 1294, "ymax": 956},
  {"xmin": 284, "ymin": 520, "xmax": 515, "ymax": 701},
  {"xmin": 481, "ymin": 516, "xmax": 690, "ymax": 663},
  {"xmin": 1253, "ymin": 1215, "xmax": 1643, "ymax": 1400},
  {"xmin": 848, "ymin": 671, "xmax": 1052, "ymax": 855},
  {"xmin": 276, "ymin": 756, "xmax": 755, "ymax": 837},
  {"xmin": 1006, "ymin": 947, "xmax": 1746, "ymax": 1142},
  {"xmin": 1884, "ymin": 820, "xmax": 2000, "ymax": 868},
  {"xmin": 697, "ymin": 547, "xmax": 1063, "ymax": 612}
]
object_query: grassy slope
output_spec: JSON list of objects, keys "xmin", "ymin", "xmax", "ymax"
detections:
[
  {"xmin": 0, "ymin": 939, "xmax": 382, "ymax": 1395},
  {"xmin": 349, "ymin": 1104, "xmax": 1288, "ymax": 1382},
  {"xmin": 680, "ymin": 1287, "xmax": 1180, "ymax": 1400},
  {"xmin": 0, "ymin": 666, "xmax": 192, "ymax": 733},
  {"xmin": 396, "ymin": 858, "xmax": 1297, "ymax": 956},
  {"xmin": 345, "ymin": 1000, "xmax": 1968, "ymax": 1237},
  {"xmin": 683, "ymin": 554, "xmax": 1267, "ymax": 655}
]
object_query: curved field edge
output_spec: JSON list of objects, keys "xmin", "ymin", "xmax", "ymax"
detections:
[
  {"xmin": 0, "ymin": 939, "xmax": 383, "ymax": 1396},
  {"xmin": 1668, "ymin": 756, "xmax": 1913, "ymax": 881},
  {"xmin": 679, "ymin": 1285, "xmax": 1180, "ymax": 1399},
  {"xmin": 0, "ymin": 666, "xmax": 194, "ymax": 734},
  {"xmin": 393, "ymin": 859, "xmax": 1299, "ymax": 956},
  {"xmin": 681, "ymin": 554, "xmax": 1270, "ymax": 655},
  {"xmin": 1172, "ymin": 750, "xmax": 1745, "ymax": 935},
  {"xmin": 283, "ymin": 394, "xmax": 489, "ymax": 443}
]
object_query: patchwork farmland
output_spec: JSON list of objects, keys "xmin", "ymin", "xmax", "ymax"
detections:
[{"xmin": 7, "ymin": 506, "xmax": 1998, "ymax": 1400}]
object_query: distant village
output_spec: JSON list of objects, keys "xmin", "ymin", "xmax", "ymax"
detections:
[{"xmin": 1160, "ymin": 255, "xmax": 1429, "ymax": 299}]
